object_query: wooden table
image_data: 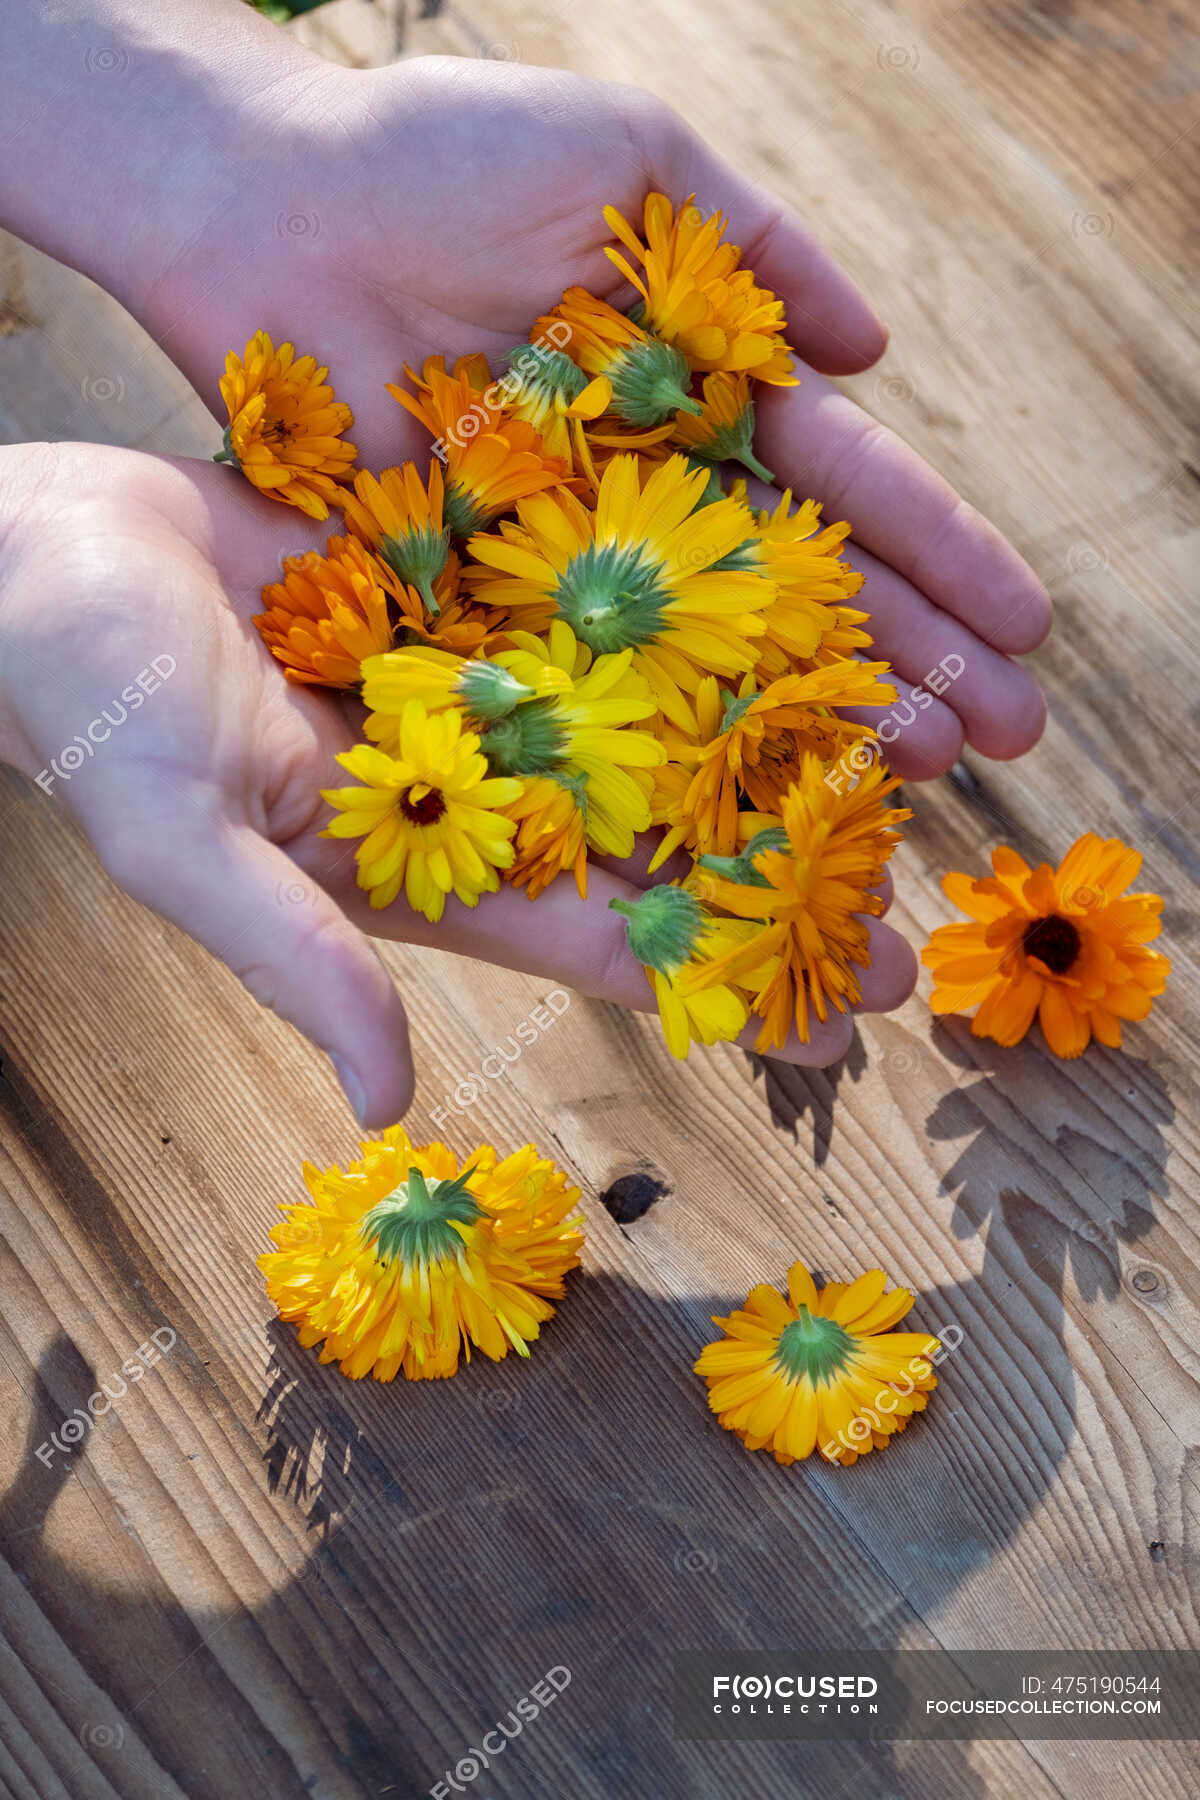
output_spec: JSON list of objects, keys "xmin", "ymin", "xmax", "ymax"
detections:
[{"xmin": 1, "ymin": 1, "xmax": 1197, "ymax": 1795}]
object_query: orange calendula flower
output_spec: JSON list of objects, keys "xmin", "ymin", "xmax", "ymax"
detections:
[
  {"xmin": 696, "ymin": 1261, "xmax": 941, "ymax": 1466},
  {"xmin": 691, "ymin": 754, "xmax": 910, "ymax": 1049},
  {"xmin": 604, "ymin": 193, "xmax": 798, "ymax": 386},
  {"xmin": 389, "ymin": 354, "xmax": 565, "ymax": 537},
  {"xmin": 259, "ymin": 1128, "xmax": 584, "ymax": 1381},
  {"xmin": 342, "ymin": 460, "xmax": 450, "ymax": 615},
  {"xmin": 255, "ymin": 535, "xmax": 394, "ymax": 689},
  {"xmin": 216, "ymin": 330, "xmax": 356, "ymax": 520},
  {"xmin": 255, "ymin": 539, "xmax": 487, "ymax": 689},
  {"xmin": 650, "ymin": 664, "xmax": 895, "ymax": 867},
  {"xmin": 504, "ymin": 775, "xmax": 589, "ymax": 901},
  {"xmin": 922, "ymin": 835, "xmax": 1169, "ymax": 1058}
]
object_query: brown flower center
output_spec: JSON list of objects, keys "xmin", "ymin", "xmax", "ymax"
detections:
[
  {"xmin": 400, "ymin": 785, "xmax": 446, "ymax": 826},
  {"xmin": 1023, "ymin": 913, "xmax": 1081, "ymax": 976}
]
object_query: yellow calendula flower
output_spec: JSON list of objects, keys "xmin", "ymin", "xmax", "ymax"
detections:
[
  {"xmin": 716, "ymin": 490, "xmax": 872, "ymax": 677},
  {"xmin": 696, "ymin": 1261, "xmax": 941, "ymax": 1466},
  {"xmin": 534, "ymin": 288, "xmax": 703, "ymax": 430},
  {"xmin": 502, "ymin": 339, "xmax": 675, "ymax": 481},
  {"xmin": 608, "ymin": 883, "xmax": 775, "ymax": 1059},
  {"xmin": 322, "ymin": 703, "xmax": 521, "ymax": 918},
  {"xmin": 216, "ymin": 331, "xmax": 356, "ymax": 519},
  {"xmin": 389, "ymin": 355, "xmax": 566, "ymax": 537},
  {"xmin": 650, "ymin": 665, "xmax": 896, "ymax": 867},
  {"xmin": 499, "ymin": 341, "xmax": 606, "ymax": 468},
  {"xmin": 360, "ymin": 622, "xmax": 664, "ymax": 890},
  {"xmin": 691, "ymin": 755, "xmax": 911, "ymax": 1049},
  {"xmin": 465, "ymin": 452, "xmax": 776, "ymax": 732},
  {"xmin": 669, "ymin": 370, "xmax": 775, "ymax": 483},
  {"xmin": 259, "ymin": 1128, "xmax": 584, "ymax": 1381},
  {"xmin": 923, "ymin": 834, "xmax": 1169, "ymax": 1058},
  {"xmin": 604, "ymin": 193, "xmax": 798, "ymax": 386}
]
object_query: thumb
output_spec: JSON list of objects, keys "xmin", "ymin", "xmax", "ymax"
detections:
[{"xmin": 99, "ymin": 815, "xmax": 413, "ymax": 1128}]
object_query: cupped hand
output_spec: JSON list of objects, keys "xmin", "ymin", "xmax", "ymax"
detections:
[
  {"xmin": 127, "ymin": 53, "xmax": 1049, "ymax": 781},
  {"xmin": 0, "ymin": 444, "xmax": 917, "ymax": 1126}
]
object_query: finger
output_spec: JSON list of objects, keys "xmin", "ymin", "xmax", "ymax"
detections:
[
  {"xmin": 753, "ymin": 376, "xmax": 1053, "ymax": 654},
  {"xmin": 843, "ymin": 545, "xmax": 1046, "ymax": 763},
  {"xmin": 317, "ymin": 844, "xmax": 910, "ymax": 1067},
  {"xmin": 635, "ymin": 103, "xmax": 888, "ymax": 375},
  {"xmin": 856, "ymin": 915, "xmax": 919, "ymax": 1014},
  {"xmin": 101, "ymin": 817, "xmax": 413, "ymax": 1128}
]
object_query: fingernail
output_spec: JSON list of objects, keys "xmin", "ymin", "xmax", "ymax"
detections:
[{"xmin": 331, "ymin": 1056, "xmax": 367, "ymax": 1125}]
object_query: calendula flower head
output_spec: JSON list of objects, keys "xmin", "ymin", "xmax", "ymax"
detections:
[
  {"xmin": 255, "ymin": 535, "xmax": 396, "ymax": 689},
  {"xmin": 216, "ymin": 331, "xmax": 356, "ymax": 520},
  {"xmin": 719, "ymin": 490, "xmax": 871, "ymax": 676},
  {"xmin": 388, "ymin": 354, "xmax": 566, "ymax": 536},
  {"xmin": 465, "ymin": 452, "xmax": 775, "ymax": 732},
  {"xmin": 923, "ymin": 834, "xmax": 1169, "ymax": 1058},
  {"xmin": 604, "ymin": 193, "xmax": 798, "ymax": 386},
  {"xmin": 691, "ymin": 755, "xmax": 911, "ymax": 1049},
  {"xmin": 499, "ymin": 341, "xmax": 605, "ymax": 466},
  {"xmin": 696, "ymin": 1261, "xmax": 940, "ymax": 1465},
  {"xmin": 258, "ymin": 1128, "xmax": 584, "ymax": 1381},
  {"xmin": 361, "ymin": 623, "xmax": 664, "ymax": 880},
  {"xmin": 650, "ymin": 665, "xmax": 896, "ymax": 868},
  {"xmin": 322, "ymin": 702, "xmax": 521, "ymax": 919},
  {"xmin": 504, "ymin": 774, "xmax": 590, "ymax": 900},
  {"xmin": 534, "ymin": 288, "xmax": 703, "ymax": 430},
  {"xmin": 254, "ymin": 538, "xmax": 484, "ymax": 689},
  {"xmin": 669, "ymin": 371, "xmax": 775, "ymax": 484},
  {"xmin": 609, "ymin": 883, "xmax": 776, "ymax": 1058},
  {"xmin": 343, "ymin": 461, "xmax": 450, "ymax": 614}
]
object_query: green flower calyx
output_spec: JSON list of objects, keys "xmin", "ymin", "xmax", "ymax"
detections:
[
  {"xmin": 506, "ymin": 343, "xmax": 589, "ymax": 410},
  {"xmin": 609, "ymin": 884, "xmax": 708, "ymax": 978},
  {"xmin": 445, "ymin": 483, "xmax": 492, "ymax": 541},
  {"xmin": 688, "ymin": 395, "xmax": 775, "ymax": 485},
  {"xmin": 456, "ymin": 660, "xmax": 536, "ymax": 722},
  {"xmin": 379, "ymin": 523, "xmax": 449, "ymax": 616},
  {"xmin": 773, "ymin": 1306, "xmax": 856, "ymax": 1385},
  {"xmin": 554, "ymin": 542, "xmax": 671, "ymax": 654},
  {"xmin": 478, "ymin": 696, "xmax": 568, "ymax": 776},
  {"xmin": 698, "ymin": 826, "xmax": 789, "ymax": 889},
  {"xmin": 361, "ymin": 1165, "xmax": 482, "ymax": 1266},
  {"xmin": 213, "ymin": 424, "xmax": 240, "ymax": 468},
  {"xmin": 718, "ymin": 686, "xmax": 757, "ymax": 733},
  {"xmin": 607, "ymin": 337, "xmax": 702, "ymax": 428}
]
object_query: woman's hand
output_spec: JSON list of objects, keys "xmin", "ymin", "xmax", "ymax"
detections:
[
  {"xmin": 0, "ymin": 443, "xmax": 920, "ymax": 1125},
  {"xmin": 2, "ymin": 7, "xmax": 1050, "ymax": 781}
]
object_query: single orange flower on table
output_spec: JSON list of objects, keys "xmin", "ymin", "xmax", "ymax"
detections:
[{"xmin": 923, "ymin": 834, "xmax": 1169, "ymax": 1058}]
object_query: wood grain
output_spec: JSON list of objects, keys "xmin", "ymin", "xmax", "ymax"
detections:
[{"xmin": 1, "ymin": 0, "xmax": 1198, "ymax": 1794}]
